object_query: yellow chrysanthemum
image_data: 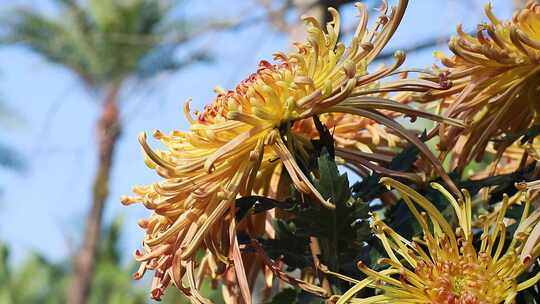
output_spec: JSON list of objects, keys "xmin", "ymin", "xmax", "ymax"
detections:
[
  {"xmin": 332, "ymin": 178, "xmax": 540, "ymax": 304},
  {"xmin": 420, "ymin": 1, "xmax": 540, "ymax": 172},
  {"xmin": 121, "ymin": 1, "xmax": 462, "ymax": 300}
]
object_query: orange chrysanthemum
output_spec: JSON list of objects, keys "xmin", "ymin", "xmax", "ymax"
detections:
[
  {"xmin": 420, "ymin": 1, "xmax": 540, "ymax": 172},
  {"xmin": 121, "ymin": 1, "xmax": 461, "ymax": 301}
]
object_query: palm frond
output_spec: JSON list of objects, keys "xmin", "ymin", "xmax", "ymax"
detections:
[{"xmin": 2, "ymin": 0, "xmax": 197, "ymax": 91}]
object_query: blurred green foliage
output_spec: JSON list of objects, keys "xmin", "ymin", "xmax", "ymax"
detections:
[{"xmin": 0, "ymin": 217, "xmax": 223, "ymax": 303}]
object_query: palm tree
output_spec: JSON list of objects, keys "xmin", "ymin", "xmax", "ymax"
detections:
[{"xmin": 1, "ymin": 1, "xmax": 207, "ymax": 302}]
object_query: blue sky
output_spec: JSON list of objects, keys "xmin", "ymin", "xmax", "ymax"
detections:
[{"xmin": 0, "ymin": 0, "xmax": 513, "ymax": 264}]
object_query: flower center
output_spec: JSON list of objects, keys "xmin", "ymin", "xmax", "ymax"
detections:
[
  {"xmin": 415, "ymin": 257, "xmax": 503, "ymax": 304},
  {"xmin": 450, "ymin": 275, "xmax": 466, "ymax": 297}
]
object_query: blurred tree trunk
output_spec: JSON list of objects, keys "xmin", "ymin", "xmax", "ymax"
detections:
[{"xmin": 68, "ymin": 83, "xmax": 122, "ymax": 304}]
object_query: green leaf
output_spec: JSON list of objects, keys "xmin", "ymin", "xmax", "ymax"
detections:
[
  {"xmin": 260, "ymin": 219, "xmax": 312, "ymax": 270},
  {"xmin": 314, "ymin": 153, "xmax": 351, "ymax": 211},
  {"xmin": 312, "ymin": 153, "xmax": 350, "ymax": 273},
  {"xmin": 311, "ymin": 116, "xmax": 335, "ymax": 158}
]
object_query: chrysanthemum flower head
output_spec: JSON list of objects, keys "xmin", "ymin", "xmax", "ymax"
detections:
[
  {"xmin": 121, "ymin": 0, "xmax": 461, "ymax": 301},
  {"xmin": 423, "ymin": 1, "xmax": 540, "ymax": 171},
  {"xmin": 335, "ymin": 178, "xmax": 540, "ymax": 304}
]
